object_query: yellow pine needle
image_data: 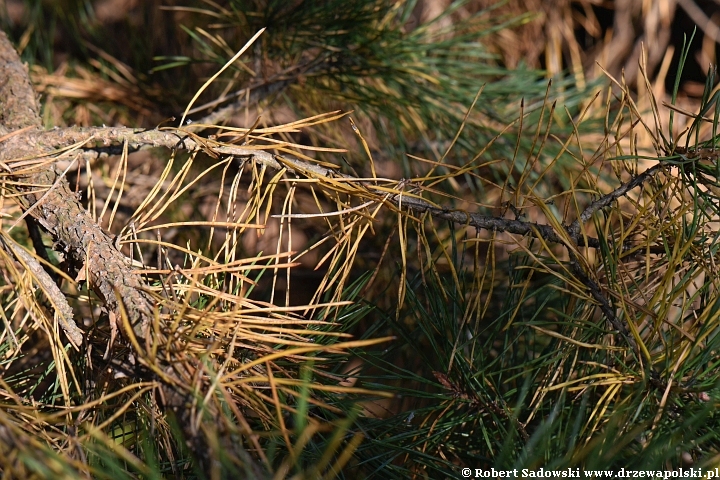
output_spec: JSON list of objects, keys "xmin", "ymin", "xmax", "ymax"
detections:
[{"xmin": 179, "ymin": 28, "xmax": 266, "ymax": 127}]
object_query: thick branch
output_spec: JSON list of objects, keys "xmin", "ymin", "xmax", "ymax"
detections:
[{"xmin": 0, "ymin": 31, "xmax": 41, "ymax": 133}]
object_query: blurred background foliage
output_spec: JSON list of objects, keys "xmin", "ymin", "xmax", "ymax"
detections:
[{"xmin": 2, "ymin": 0, "xmax": 720, "ymax": 478}]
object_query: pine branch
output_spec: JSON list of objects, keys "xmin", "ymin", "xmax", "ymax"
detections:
[
  {"xmin": 6, "ymin": 124, "xmax": 669, "ymax": 255},
  {"xmin": 2, "ymin": 117, "xmax": 668, "ymax": 357}
]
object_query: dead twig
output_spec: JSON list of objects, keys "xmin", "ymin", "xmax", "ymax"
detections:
[{"xmin": 0, "ymin": 232, "xmax": 83, "ymax": 347}]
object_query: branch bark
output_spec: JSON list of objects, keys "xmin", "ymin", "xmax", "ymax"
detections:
[{"xmin": 0, "ymin": 32, "xmax": 41, "ymax": 133}]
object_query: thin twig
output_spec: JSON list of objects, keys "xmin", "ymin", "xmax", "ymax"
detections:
[
  {"xmin": 568, "ymin": 164, "xmax": 665, "ymax": 239},
  {"xmin": 0, "ymin": 233, "xmax": 83, "ymax": 347},
  {"xmin": 25, "ymin": 216, "xmax": 59, "ymax": 284},
  {"xmin": 567, "ymin": 250, "xmax": 639, "ymax": 357}
]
